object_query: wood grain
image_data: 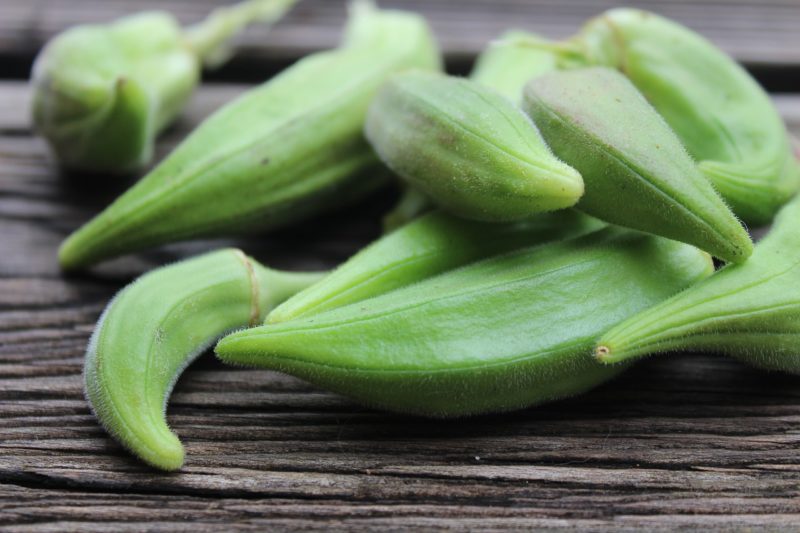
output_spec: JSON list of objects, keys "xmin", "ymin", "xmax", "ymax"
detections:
[
  {"xmin": 2, "ymin": 0, "xmax": 800, "ymax": 71},
  {"xmin": 3, "ymin": 74, "xmax": 800, "ymax": 532}
]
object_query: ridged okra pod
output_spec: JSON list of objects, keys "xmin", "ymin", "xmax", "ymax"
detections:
[
  {"xmin": 523, "ymin": 67, "xmax": 752, "ymax": 264},
  {"xmin": 365, "ymin": 71, "xmax": 584, "ymax": 222},
  {"xmin": 268, "ymin": 209, "xmax": 605, "ymax": 323},
  {"xmin": 596, "ymin": 194, "xmax": 800, "ymax": 373},
  {"xmin": 217, "ymin": 229, "xmax": 713, "ymax": 417},
  {"xmin": 85, "ymin": 249, "xmax": 324, "ymax": 471},
  {"xmin": 564, "ymin": 8, "xmax": 800, "ymax": 225},
  {"xmin": 32, "ymin": 0, "xmax": 296, "ymax": 173},
  {"xmin": 59, "ymin": 2, "xmax": 440, "ymax": 270},
  {"xmin": 378, "ymin": 31, "xmax": 560, "ymax": 230}
]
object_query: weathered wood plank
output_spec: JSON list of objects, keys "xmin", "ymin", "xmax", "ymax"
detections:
[
  {"xmin": 2, "ymin": 80, "xmax": 800, "ymax": 529},
  {"xmin": 2, "ymin": 0, "xmax": 800, "ymax": 70}
]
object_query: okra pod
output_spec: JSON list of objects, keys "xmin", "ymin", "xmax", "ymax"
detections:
[
  {"xmin": 596, "ymin": 194, "xmax": 800, "ymax": 373},
  {"xmin": 85, "ymin": 249, "xmax": 324, "ymax": 470},
  {"xmin": 365, "ymin": 71, "xmax": 584, "ymax": 222},
  {"xmin": 523, "ymin": 67, "xmax": 752, "ymax": 263},
  {"xmin": 565, "ymin": 8, "xmax": 800, "ymax": 225},
  {"xmin": 59, "ymin": 2, "xmax": 440, "ymax": 270},
  {"xmin": 470, "ymin": 30, "xmax": 558, "ymax": 103},
  {"xmin": 378, "ymin": 30, "xmax": 560, "ymax": 229},
  {"xmin": 268, "ymin": 209, "xmax": 604, "ymax": 323},
  {"xmin": 218, "ymin": 229, "xmax": 713, "ymax": 416},
  {"xmin": 32, "ymin": 0, "xmax": 296, "ymax": 173}
]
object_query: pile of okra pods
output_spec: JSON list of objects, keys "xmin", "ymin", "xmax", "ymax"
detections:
[{"xmin": 33, "ymin": 0, "xmax": 800, "ymax": 470}]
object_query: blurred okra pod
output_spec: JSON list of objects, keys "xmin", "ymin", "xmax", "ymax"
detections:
[
  {"xmin": 470, "ymin": 30, "xmax": 558, "ymax": 103},
  {"xmin": 59, "ymin": 2, "xmax": 440, "ymax": 270},
  {"xmin": 32, "ymin": 0, "xmax": 296, "ymax": 173}
]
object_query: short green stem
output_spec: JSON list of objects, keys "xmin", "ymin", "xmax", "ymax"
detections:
[{"xmin": 185, "ymin": 0, "xmax": 297, "ymax": 67}]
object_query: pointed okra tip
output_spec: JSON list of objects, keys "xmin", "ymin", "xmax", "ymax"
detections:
[
  {"xmin": 214, "ymin": 328, "xmax": 259, "ymax": 366},
  {"xmin": 58, "ymin": 229, "xmax": 96, "ymax": 271},
  {"xmin": 136, "ymin": 432, "xmax": 185, "ymax": 472},
  {"xmin": 84, "ymin": 325, "xmax": 187, "ymax": 472}
]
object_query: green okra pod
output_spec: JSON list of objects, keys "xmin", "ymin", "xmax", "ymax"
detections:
[
  {"xmin": 523, "ymin": 67, "xmax": 753, "ymax": 264},
  {"xmin": 596, "ymin": 194, "xmax": 800, "ymax": 372},
  {"xmin": 470, "ymin": 30, "xmax": 558, "ymax": 103},
  {"xmin": 268, "ymin": 209, "xmax": 605, "ymax": 323},
  {"xmin": 365, "ymin": 70, "xmax": 584, "ymax": 222},
  {"xmin": 378, "ymin": 31, "xmax": 560, "ymax": 230},
  {"xmin": 32, "ymin": 0, "xmax": 296, "ymax": 173},
  {"xmin": 85, "ymin": 249, "xmax": 324, "ymax": 471},
  {"xmin": 58, "ymin": 2, "xmax": 440, "ymax": 271},
  {"xmin": 218, "ymin": 229, "xmax": 713, "ymax": 417},
  {"xmin": 562, "ymin": 8, "xmax": 800, "ymax": 225}
]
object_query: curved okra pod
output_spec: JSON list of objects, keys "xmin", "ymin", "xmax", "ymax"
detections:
[
  {"xmin": 596, "ymin": 194, "xmax": 800, "ymax": 372},
  {"xmin": 268, "ymin": 209, "xmax": 605, "ymax": 323},
  {"xmin": 218, "ymin": 229, "xmax": 713, "ymax": 417},
  {"xmin": 58, "ymin": 2, "xmax": 440, "ymax": 270},
  {"xmin": 365, "ymin": 71, "xmax": 583, "ymax": 222},
  {"xmin": 523, "ymin": 67, "xmax": 752, "ymax": 264},
  {"xmin": 470, "ymin": 30, "xmax": 558, "ymax": 103},
  {"xmin": 32, "ymin": 0, "xmax": 296, "ymax": 173},
  {"xmin": 85, "ymin": 249, "xmax": 325, "ymax": 471},
  {"xmin": 563, "ymin": 8, "xmax": 800, "ymax": 225}
]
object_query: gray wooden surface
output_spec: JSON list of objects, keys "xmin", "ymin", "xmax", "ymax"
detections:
[
  {"xmin": 3, "ymin": 0, "xmax": 800, "ymax": 529},
  {"xmin": 2, "ymin": 0, "xmax": 800, "ymax": 66}
]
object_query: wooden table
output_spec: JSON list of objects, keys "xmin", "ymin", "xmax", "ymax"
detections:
[{"xmin": 3, "ymin": 1, "xmax": 800, "ymax": 530}]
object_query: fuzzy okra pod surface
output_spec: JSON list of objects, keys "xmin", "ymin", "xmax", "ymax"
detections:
[
  {"xmin": 217, "ymin": 229, "xmax": 713, "ymax": 417},
  {"xmin": 84, "ymin": 249, "xmax": 325, "ymax": 471},
  {"xmin": 523, "ymin": 67, "xmax": 752, "ymax": 264},
  {"xmin": 59, "ymin": 2, "xmax": 440, "ymax": 270},
  {"xmin": 269, "ymin": 209, "xmax": 605, "ymax": 323},
  {"xmin": 378, "ymin": 30, "xmax": 563, "ymax": 230},
  {"xmin": 596, "ymin": 194, "xmax": 800, "ymax": 372},
  {"xmin": 365, "ymin": 71, "xmax": 584, "ymax": 222},
  {"xmin": 562, "ymin": 8, "xmax": 800, "ymax": 226}
]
